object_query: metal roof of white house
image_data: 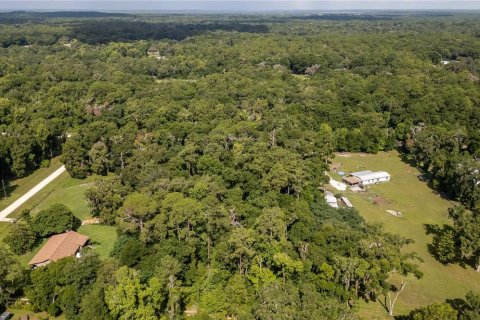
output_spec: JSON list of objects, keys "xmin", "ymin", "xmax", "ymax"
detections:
[
  {"xmin": 350, "ymin": 170, "xmax": 372, "ymax": 176},
  {"xmin": 351, "ymin": 171, "xmax": 390, "ymax": 181}
]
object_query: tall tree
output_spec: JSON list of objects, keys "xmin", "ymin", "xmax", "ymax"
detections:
[
  {"xmin": 0, "ymin": 246, "xmax": 27, "ymax": 308},
  {"xmin": 118, "ymin": 192, "xmax": 157, "ymax": 233},
  {"xmin": 105, "ymin": 266, "xmax": 164, "ymax": 320},
  {"xmin": 449, "ymin": 206, "xmax": 480, "ymax": 271}
]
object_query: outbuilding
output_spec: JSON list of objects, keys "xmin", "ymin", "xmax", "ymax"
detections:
[
  {"xmin": 343, "ymin": 176, "xmax": 362, "ymax": 186},
  {"xmin": 350, "ymin": 170, "xmax": 391, "ymax": 186},
  {"xmin": 341, "ymin": 197, "xmax": 354, "ymax": 208}
]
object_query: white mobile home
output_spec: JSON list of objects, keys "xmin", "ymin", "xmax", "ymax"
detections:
[{"xmin": 350, "ymin": 170, "xmax": 390, "ymax": 186}]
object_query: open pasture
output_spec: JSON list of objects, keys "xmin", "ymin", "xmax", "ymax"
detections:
[{"xmin": 332, "ymin": 151, "xmax": 480, "ymax": 318}]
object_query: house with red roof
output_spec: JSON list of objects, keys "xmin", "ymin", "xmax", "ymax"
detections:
[{"xmin": 29, "ymin": 231, "xmax": 89, "ymax": 268}]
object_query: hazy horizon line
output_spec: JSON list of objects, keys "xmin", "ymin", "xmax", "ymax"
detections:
[{"xmin": 2, "ymin": 1, "xmax": 480, "ymax": 12}]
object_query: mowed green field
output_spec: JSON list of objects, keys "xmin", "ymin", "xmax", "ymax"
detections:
[
  {"xmin": 331, "ymin": 151, "xmax": 480, "ymax": 319},
  {"xmin": 0, "ymin": 168, "xmax": 117, "ymax": 261}
]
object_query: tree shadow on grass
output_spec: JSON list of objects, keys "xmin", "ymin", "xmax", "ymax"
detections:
[
  {"xmin": 446, "ymin": 297, "xmax": 467, "ymax": 315},
  {"xmin": 424, "ymin": 223, "xmax": 448, "ymax": 236},
  {"xmin": 396, "ymin": 151, "xmax": 453, "ymax": 202},
  {"xmin": 425, "ymin": 223, "xmax": 450, "ymax": 262},
  {"xmin": 424, "ymin": 223, "xmax": 469, "ymax": 268},
  {"xmin": 397, "ymin": 149, "xmax": 417, "ymax": 168},
  {"xmin": 0, "ymin": 182, "xmax": 18, "ymax": 202},
  {"xmin": 378, "ymin": 296, "xmax": 389, "ymax": 314}
]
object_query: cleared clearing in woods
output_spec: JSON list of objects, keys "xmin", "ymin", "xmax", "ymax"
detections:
[{"xmin": 331, "ymin": 151, "xmax": 480, "ymax": 319}]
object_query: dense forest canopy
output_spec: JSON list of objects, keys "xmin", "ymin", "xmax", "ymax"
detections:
[{"xmin": 0, "ymin": 12, "xmax": 479, "ymax": 320}]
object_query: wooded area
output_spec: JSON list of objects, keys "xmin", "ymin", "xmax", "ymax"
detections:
[{"xmin": 0, "ymin": 12, "xmax": 479, "ymax": 320}]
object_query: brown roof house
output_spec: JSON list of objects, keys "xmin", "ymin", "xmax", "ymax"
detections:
[{"xmin": 29, "ymin": 231, "xmax": 89, "ymax": 268}]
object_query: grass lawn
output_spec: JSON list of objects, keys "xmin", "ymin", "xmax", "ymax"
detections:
[
  {"xmin": 78, "ymin": 224, "xmax": 117, "ymax": 259},
  {"xmin": 0, "ymin": 221, "xmax": 11, "ymax": 243},
  {"xmin": 7, "ymin": 173, "xmax": 96, "ymax": 221},
  {"xmin": 0, "ymin": 158, "xmax": 64, "ymax": 212},
  {"xmin": 331, "ymin": 151, "xmax": 480, "ymax": 319},
  {"xmin": 6, "ymin": 308, "xmax": 65, "ymax": 320}
]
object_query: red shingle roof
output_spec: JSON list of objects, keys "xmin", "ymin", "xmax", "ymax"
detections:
[{"xmin": 29, "ymin": 231, "xmax": 89, "ymax": 266}]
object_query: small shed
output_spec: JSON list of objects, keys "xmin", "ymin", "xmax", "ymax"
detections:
[
  {"xmin": 341, "ymin": 197, "xmax": 353, "ymax": 208},
  {"xmin": 343, "ymin": 176, "xmax": 362, "ymax": 186}
]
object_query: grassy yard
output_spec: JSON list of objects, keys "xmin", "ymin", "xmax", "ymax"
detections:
[
  {"xmin": 7, "ymin": 308, "xmax": 65, "ymax": 320},
  {"xmin": 330, "ymin": 151, "xmax": 480, "ymax": 319},
  {"xmin": 78, "ymin": 224, "xmax": 117, "ymax": 259},
  {"xmin": 6, "ymin": 173, "xmax": 96, "ymax": 221},
  {"xmin": 0, "ymin": 221, "xmax": 10, "ymax": 243}
]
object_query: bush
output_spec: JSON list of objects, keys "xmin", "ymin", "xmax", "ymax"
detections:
[
  {"xmin": 431, "ymin": 227, "xmax": 457, "ymax": 264},
  {"xmin": 111, "ymin": 236, "xmax": 147, "ymax": 267},
  {"xmin": 30, "ymin": 204, "xmax": 81, "ymax": 237},
  {"xmin": 40, "ymin": 159, "xmax": 51, "ymax": 168},
  {"xmin": 3, "ymin": 223, "xmax": 38, "ymax": 255},
  {"xmin": 409, "ymin": 303, "xmax": 457, "ymax": 320}
]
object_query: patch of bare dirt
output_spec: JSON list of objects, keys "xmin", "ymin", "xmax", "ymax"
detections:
[
  {"xmin": 82, "ymin": 217, "xmax": 100, "ymax": 225},
  {"xmin": 386, "ymin": 209, "xmax": 402, "ymax": 217},
  {"xmin": 336, "ymin": 152, "xmax": 352, "ymax": 157}
]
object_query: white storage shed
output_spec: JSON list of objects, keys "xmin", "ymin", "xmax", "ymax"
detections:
[{"xmin": 350, "ymin": 170, "xmax": 391, "ymax": 186}]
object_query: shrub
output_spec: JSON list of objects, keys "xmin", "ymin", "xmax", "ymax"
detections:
[{"xmin": 30, "ymin": 204, "xmax": 81, "ymax": 237}]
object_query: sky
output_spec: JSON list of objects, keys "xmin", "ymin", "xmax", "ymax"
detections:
[{"xmin": 1, "ymin": 1, "xmax": 480, "ymax": 12}]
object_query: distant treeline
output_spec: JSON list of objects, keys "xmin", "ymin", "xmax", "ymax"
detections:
[
  {"xmin": 71, "ymin": 21, "xmax": 270, "ymax": 44},
  {"xmin": 0, "ymin": 11, "xmax": 131, "ymax": 23},
  {"xmin": 0, "ymin": 19, "xmax": 269, "ymax": 47}
]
